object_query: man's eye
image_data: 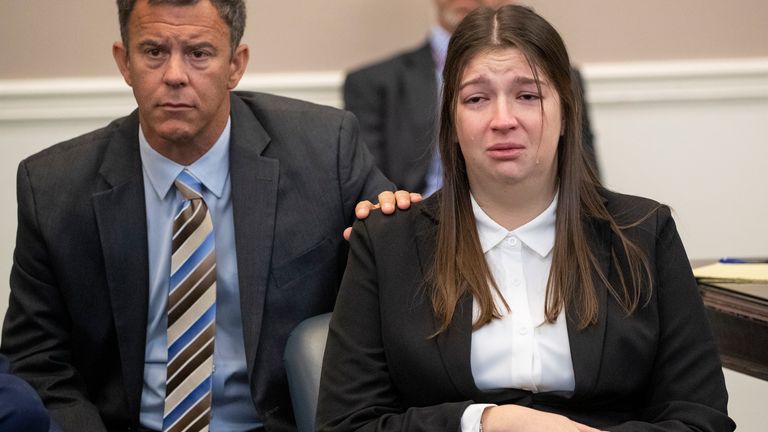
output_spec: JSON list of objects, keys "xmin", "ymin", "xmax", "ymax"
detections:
[
  {"xmin": 191, "ymin": 50, "xmax": 208, "ymax": 59},
  {"xmin": 146, "ymin": 48, "xmax": 162, "ymax": 57}
]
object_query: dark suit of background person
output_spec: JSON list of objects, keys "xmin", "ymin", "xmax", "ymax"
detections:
[
  {"xmin": 0, "ymin": 354, "xmax": 55, "ymax": 432},
  {"xmin": 317, "ymin": 191, "xmax": 733, "ymax": 432},
  {"xmin": 343, "ymin": 40, "xmax": 598, "ymax": 194},
  {"xmin": 0, "ymin": 91, "xmax": 393, "ymax": 432}
]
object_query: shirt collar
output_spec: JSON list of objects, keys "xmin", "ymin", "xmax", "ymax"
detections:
[
  {"xmin": 139, "ymin": 117, "xmax": 231, "ymax": 200},
  {"xmin": 471, "ymin": 192, "xmax": 558, "ymax": 258},
  {"xmin": 429, "ymin": 24, "xmax": 451, "ymax": 69}
]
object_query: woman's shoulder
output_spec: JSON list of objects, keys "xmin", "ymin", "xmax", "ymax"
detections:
[
  {"xmin": 357, "ymin": 194, "xmax": 438, "ymax": 240},
  {"xmin": 599, "ymin": 188, "xmax": 672, "ymax": 227}
]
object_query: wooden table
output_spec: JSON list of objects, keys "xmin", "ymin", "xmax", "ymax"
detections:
[{"xmin": 698, "ymin": 281, "xmax": 768, "ymax": 381}]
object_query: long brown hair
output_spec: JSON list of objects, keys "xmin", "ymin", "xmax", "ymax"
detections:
[{"xmin": 432, "ymin": 5, "xmax": 651, "ymax": 334}]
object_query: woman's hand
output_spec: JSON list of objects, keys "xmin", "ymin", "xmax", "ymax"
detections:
[{"xmin": 481, "ymin": 405, "xmax": 604, "ymax": 432}]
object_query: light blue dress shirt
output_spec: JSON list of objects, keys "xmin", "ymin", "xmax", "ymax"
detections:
[{"xmin": 138, "ymin": 119, "xmax": 261, "ymax": 431}]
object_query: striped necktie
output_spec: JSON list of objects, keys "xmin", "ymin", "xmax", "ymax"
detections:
[{"xmin": 164, "ymin": 169, "xmax": 217, "ymax": 432}]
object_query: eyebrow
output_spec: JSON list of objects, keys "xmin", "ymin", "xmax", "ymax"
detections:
[
  {"xmin": 135, "ymin": 39, "xmax": 218, "ymax": 52},
  {"xmin": 459, "ymin": 75, "xmax": 550, "ymax": 90},
  {"xmin": 137, "ymin": 39, "xmax": 163, "ymax": 48}
]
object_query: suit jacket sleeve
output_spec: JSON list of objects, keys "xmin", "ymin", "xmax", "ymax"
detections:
[
  {"xmin": 317, "ymin": 219, "xmax": 472, "ymax": 432},
  {"xmin": 1, "ymin": 162, "xmax": 107, "ymax": 432},
  {"xmin": 609, "ymin": 207, "xmax": 734, "ymax": 431},
  {"xmin": 337, "ymin": 109, "xmax": 394, "ymax": 224}
]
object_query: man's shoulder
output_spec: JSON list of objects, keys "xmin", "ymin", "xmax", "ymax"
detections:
[
  {"xmin": 233, "ymin": 91, "xmax": 345, "ymax": 120},
  {"xmin": 345, "ymin": 40, "xmax": 432, "ymax": 83},
  {"xmin": 231, "ymin": 91, "xmax": 356, "ymax": 153},
  {"xmin": 22, "ymin": 115, "xmax": 132, "ymax": 169}
]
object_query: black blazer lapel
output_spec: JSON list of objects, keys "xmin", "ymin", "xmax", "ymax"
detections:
[
  {"xmin": 91, "ymin": 111, "xmax": 149, "ymax": 420},
  {"xmin": 566, "ymin": 216, "xmax": 611, "ymax": 397},
  {"xmin": 228, "ymin": 94, "xmax": 279, "ymax": 383}
]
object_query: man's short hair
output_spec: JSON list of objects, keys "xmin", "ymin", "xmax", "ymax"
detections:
[{"xmin": 116, "ymin": 0, "xmax": 246, "ymax": 51}]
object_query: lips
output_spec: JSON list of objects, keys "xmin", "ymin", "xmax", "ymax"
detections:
[
  {"xmin": 159, "ymin": 102, "xmax": 194, "ymax": 110},
  {"xmin": 487, "ymin": 143, "xmax": 525, "ymax": 160}
]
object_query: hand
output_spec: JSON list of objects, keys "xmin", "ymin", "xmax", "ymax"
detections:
[
  {"xmin": 343, "ymin": 190, "xmax": 423, "ymax": 240},
  {"xmin": 481, "ymin": 405, "xmax": 603, "ymax": 432}
]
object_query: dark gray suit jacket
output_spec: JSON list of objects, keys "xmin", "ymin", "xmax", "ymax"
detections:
[
  {"xmin": 318, "ymin": 191, "xmax": 734, "ymax": 432},
  {"xmin": 1, "ymin": 91, "xmax": 393, "ymax": 432},
  {"xmin": 344, "ymin": 40, "xmax": 599, "ymax": 194}
]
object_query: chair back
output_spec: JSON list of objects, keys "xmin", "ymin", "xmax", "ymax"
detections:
[{"xmin": 284, "ymin": 312, "xmax": 332, "ymax": 432}]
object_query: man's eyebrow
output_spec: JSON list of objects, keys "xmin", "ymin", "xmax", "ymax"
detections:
[
  {"xmin": 137, "ymin": 39, "xmax": 164, "ymax": 48},
  {"xmin": 187, "ymin": 41, "xmax": 217, "ymax": 51}
]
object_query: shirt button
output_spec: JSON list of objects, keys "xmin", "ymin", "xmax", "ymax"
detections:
[
  {"xmin": 519, "ymin": 326, "xmax": 529, "ymax": 335},
  {"xmin": 512, "ymin": 278, "xmax": 522, "ymax": 287},
  {"xmin": 507, "ymin": 237, "xmax": 518, "ymax": 246}
]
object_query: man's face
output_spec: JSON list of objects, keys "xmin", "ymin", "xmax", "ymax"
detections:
[
  {"xmin": 434, "ymin": 0, "xmax": 510, "ymax": 33},
  {"xmin": 113, "ymin": 0, "xmax": 248, "ymax": 163},
  {"xmin": 434, "ymin": 0, "xmax": 483, "ymax": 33}
]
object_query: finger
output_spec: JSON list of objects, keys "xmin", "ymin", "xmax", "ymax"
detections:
[
  {"xmin": 574, "ymin": 422, "xmax": 602, "ymax": 432},
  {"xmin": 410, "ymin": 192, "xmax": 423, "ymax": 203},
  {"xmin": 355, "ymin": 200, "xmax": 377, "ymax": 219},
  {"xmin": 343, "ymin": 226, "xmax": 352, "ymax": 241},
  {"xmin": 394, "ymin": 190, "xmax": 412, "ymax": 209},
  {"xmin": 378, "ymin": 191, "xmax": 396, "ymax": 214}
]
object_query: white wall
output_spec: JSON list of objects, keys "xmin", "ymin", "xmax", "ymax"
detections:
[{"xmin": 1, "ymin": 59, "xmax": 767, "ymax": 429}]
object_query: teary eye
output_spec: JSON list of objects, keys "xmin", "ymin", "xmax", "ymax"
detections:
[{"xmin": 519, "ymin": 93, "xmax": 541, "ymax": 101}]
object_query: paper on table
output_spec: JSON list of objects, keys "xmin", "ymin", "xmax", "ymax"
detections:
[{"xmin": 693, "ymin": 263, "xmax": 768, "ymax": 283}]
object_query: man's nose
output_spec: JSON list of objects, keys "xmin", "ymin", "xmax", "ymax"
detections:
[{"xmin": 163, "ymin": 53, "xmax": 189, "ymax": 87}]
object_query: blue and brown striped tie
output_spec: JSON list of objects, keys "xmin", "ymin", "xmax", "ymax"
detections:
[{"xmin": 163, "ymin": 169, "xmax": 216, "ymax": 432}]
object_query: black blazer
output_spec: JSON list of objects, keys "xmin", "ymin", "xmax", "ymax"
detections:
[
  {"xmin": 343, "ymin": 40, "xmax": 599, "ymax": 194},
  {"xmin": 317, "ymin": 191, "xmax": 734, "ymax": 431},
  {"xmin": 0, "ymin": 92, "xmax": 393, "ymax": 432}
]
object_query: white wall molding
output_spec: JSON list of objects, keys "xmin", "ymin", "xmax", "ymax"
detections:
[
  {"xmin": 583, "ymin": 58, "xmax": 768, "ymax": 104},
  {"xmin": 0, "ymin": 71, "xmax": 345, "ymax": 122},
  {"xmin": 2, "ymin": 58, "xmax": 767, "ymax": 122}
]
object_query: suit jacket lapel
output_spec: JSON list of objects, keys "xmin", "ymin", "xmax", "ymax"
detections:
[
  {"xmin": 566, "ymin": 216, "xmax": 611, "ymax": 396},
  {"xmin": 92, "ymin": 111, "xmax": 149, "ymax": 419},
  {"xmin": 227, "ymin": 94, "xmax": 279, "ymax": 382}
]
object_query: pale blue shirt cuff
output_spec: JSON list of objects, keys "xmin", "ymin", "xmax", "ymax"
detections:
[{"xmin": 461, "ymin": 403, "xmax": 496, "ymax": 432}]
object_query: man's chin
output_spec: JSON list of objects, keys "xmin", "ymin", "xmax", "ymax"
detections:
[{"xmin": 155, "ymin": 122, "xmax": 196, "ymax": 144}]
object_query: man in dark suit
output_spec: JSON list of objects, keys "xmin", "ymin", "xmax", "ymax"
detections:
[
  {"xmin": 0, "ymin": 1, "xmax": 408, "ymax": 431},
  {"xmin": 344, "ymin": 0, "xmax": 598, "ymax": 195}
]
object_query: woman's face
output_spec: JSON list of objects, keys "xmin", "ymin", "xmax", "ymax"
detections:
[{"xmin": 455, "ymin": 47, "xmax": 561, "ymax": 192}]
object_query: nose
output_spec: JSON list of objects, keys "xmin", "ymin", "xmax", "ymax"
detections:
[
  {"xmin": 489, "ymin": 97, "xmax": 519, "ymax": 132},
  {"xmin": 163, "ymin": 53, "xmax": 189, "ymax": 88}
]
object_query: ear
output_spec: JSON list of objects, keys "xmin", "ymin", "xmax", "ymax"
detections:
[
  {"xmin": 227, "ymin": 44, "xmax": 250, "ymax": 90},
  {"xmin": 112, "ymin": 41, "xmax": 133, "ymax": 87}
]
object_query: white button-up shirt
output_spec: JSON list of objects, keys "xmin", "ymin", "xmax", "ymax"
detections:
[{"xmin": 461, "ymin": 193, "xmax": 575, "ymax": 431}]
